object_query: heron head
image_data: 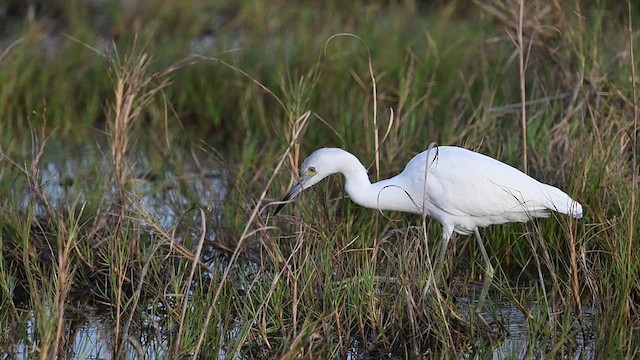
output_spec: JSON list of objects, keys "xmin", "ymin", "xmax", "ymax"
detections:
[{"xmin": 274, "ymin": 149, "xmax": 341, "ymax": 215}]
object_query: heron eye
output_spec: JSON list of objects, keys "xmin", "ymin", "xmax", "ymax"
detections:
[{"xmin": 308, "ymin": 166, "xmax": 316, "ymax": 174}]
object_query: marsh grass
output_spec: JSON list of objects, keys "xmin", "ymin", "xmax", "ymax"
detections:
[{"xmin": 0, "ymin": 0, "xmax": 639, "ymax": 358}]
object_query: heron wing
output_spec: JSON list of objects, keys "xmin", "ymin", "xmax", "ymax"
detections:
[{"xmin": 405, "ymin": 146, "xmax": 555, "ymax": 223}]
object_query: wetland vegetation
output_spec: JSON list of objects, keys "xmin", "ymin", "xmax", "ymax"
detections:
[{"xmin": 0, "ymin": 0, "xmax": 638, "ymax": 358}]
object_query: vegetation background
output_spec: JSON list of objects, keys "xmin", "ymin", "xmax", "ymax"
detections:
[{"xmin": 0, "ymin": 0, "xmax": 638, "ymax": 358}]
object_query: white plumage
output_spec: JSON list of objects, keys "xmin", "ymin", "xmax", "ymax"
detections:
[{"xmin": 275, "ymin": 146, "xmax": 583, "ymax": 307}]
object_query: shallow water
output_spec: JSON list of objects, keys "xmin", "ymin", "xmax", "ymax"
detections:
[
  {"xmin": 456, "ymin": 287, "xmax": 595, "ymax": 360},
  {"xmin": 6, "ymin": 148, "xmax": 596, "ymax": 359},
  {"xmin": 9, "ymin": 297, "xmax": 595, "ymax": 359}
]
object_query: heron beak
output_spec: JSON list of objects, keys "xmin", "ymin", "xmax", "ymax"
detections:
[{"xmin": 274, "ymin": 179, "xmax": 306, "ymax": 215}]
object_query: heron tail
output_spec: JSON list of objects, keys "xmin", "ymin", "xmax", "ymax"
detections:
[{"xmin": 542, "ymin": 183, "xmax": 583, "ymax": 219}]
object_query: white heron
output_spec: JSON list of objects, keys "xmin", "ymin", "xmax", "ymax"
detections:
[{"xmin": 274, "ymin": 146, "xmax": 583, "ymax": 307}]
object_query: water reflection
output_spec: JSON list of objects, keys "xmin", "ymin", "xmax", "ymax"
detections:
[
  {"xmin": 456, "ymin": 290, "xmax": 595, "ymax": 359},
  {"xmin": 8, "ymin": 146, "xmax": 596, "ymax": 359}
]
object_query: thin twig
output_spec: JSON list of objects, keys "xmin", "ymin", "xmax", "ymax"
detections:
[
  {"xmin": 193, "ymin": 111, "xmax": 311, "ymax": 357},
  {"xmin": 627, "ymin": 0, "xmax": 638, "ymax": 266},
  {"xmin": 0, "ymin": 37, "xmax": 23, "ymax": 64},
  {"xmin": 488, "ymin": 93, "xmax": 570, "ymax": 114},
  {"xmin": 324, "ymin": 33, "xmax": 380, "ymax": 179},
  {"xmin": 518, "ymin": 0, "xmax": 528, "ymax": 174},
  {"xmin": 173, "ymin": 208, "xmax": 207, "ymax": 359}
]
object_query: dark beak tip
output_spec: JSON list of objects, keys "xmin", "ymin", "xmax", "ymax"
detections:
[
  {"xmin": 273, "ymin": 181, "xmax": 304, "ymax": 216},
  {"xmin": 273, "ymin": 193, "xmax": 293, "ymax": 216},
  {"xmin": 273, "ymin": 203, "xmax": 286, "ymax": 216}
]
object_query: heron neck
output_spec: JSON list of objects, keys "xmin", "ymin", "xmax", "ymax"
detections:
[
  {"xmin": 343, "ymin": 169, "xmax": 413, "ymax": 212},
  {"xmin": 338, "ymin": 154, "xmax": 370, "ymax": 192},
  {"xmin": 335, "ymin": 150, "xmax": 417, "ymax": 213}
]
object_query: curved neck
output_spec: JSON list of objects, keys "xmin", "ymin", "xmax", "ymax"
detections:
[
  {"xmin": 335, "ymin": 152, "xmax": 372, "ymax": 198},
  {"xmin": 331, "ymin": 149, "xmax": 420, "ymax": 214},
  {"xmin": 349, "ymin": 177, "xmax": 419, "ymax": 213},
  {"xmin": 341, "ymin": 168, "xmax": 418, "ymax": 213}
]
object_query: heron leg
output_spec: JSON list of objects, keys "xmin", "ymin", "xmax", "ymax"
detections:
[
  {"xmin": 424, "ymin": 226, "xmax": 453, "ymax": 297},
  {"xmin": 435, "ymin": 230, "xmax": 451, "ymax": 281},
  {"xmin": 474, "ymin": 227, "xmax": 494, "ymax": 311}
]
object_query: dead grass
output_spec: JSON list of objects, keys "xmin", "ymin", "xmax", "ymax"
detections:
[{"xmin": 0, "ymin": 0, "xmax": 638, "ymax": 358}]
